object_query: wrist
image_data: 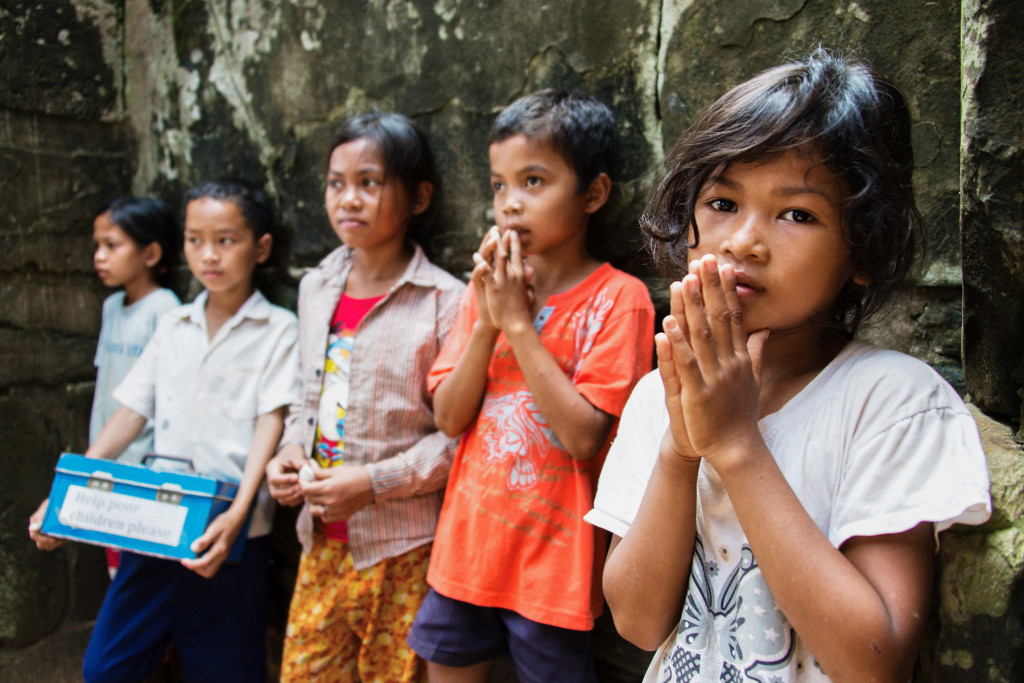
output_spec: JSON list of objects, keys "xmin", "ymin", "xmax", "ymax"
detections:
[
  {"xmin": 471, "ymin": 318, "xmax": 500, "ymax": 341},
  {"xmin": 501, "ymin": 317, "xmax": 534, "ymax": 342},
  {"xmin": 706, "ymin": 432, "xmax": 769, "ymax": 480},
  {"xmin": 657, "ymin": 445, "xmax": 703, "ymax": 479}
]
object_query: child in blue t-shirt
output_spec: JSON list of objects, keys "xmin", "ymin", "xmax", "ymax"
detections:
[{"xmin": 90, "ymin": 197, "xmax": 181, "ymax": 578}]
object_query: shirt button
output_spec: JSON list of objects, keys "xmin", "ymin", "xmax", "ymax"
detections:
[
  {"xmin": 315, "ymin": 369, "xmax": 321, "ymax": 377},
  {"xmin": 308, "ymin": 417, "xmax": 314, "ymax": 425}
]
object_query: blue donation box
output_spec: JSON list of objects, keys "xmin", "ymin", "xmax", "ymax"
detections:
[{"xmin": 41, "ymin": 453, "xmax": 248, "ymax": 562}]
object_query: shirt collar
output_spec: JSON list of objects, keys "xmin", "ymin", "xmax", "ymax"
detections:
[
  {"xmin": 171, "ymin": 289, "xmax": 271, "ymax": 326},
  {"xmin": 319, "ymin": 242, "xmax": 438, "ymax": 290}
]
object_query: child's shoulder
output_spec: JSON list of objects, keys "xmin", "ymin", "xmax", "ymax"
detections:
[
  {"xmin": 259, "ymin": 296, "xmax": 299, "ymax": 326},
  {"xmin": 102, "ymin": 290, "xmax": 126, "ymax": 311},
  {"xmin": 821, "ymin": 341, "xmax": 968, "ymax": 419},
  {"xmin": 148, "ymin": 288, "xmax": 181, "ymax": 309},
  {"xmin": 412, "ymin": 250, "xmax": 465, "ymax": 294},
  {"xmin": 577, "ymin": 262, "xmax": 653, "ymax": 307}
]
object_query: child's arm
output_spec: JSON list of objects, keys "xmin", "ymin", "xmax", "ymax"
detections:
[
  {"xmin": 602, "ymin": 295, "xmax": 704, "ymax": 648},
  {"xmin": 28, "ymin": 406, "xmax": 148, "ymax": 550},
  {"xmin": 84, "ymin": 406, "xmax": 148, "ymax": 460},
  {"xmin": 485, "ymin": 230, "xmax": 613, "ymax": 461},
  {"xmin": 656, "ymin": 256, "xmax": 932, "ymax": 681},
  {"xmin": 432, "ymin": 228, "xmax": 502, "ymax": 436},
  {"xmin": 182, "ymin": 406, "xmax": 285, "ymax": 579}
]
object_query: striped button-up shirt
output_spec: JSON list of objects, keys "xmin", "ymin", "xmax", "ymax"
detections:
[{"xmin": 282, "ymin": 244, "xmax": 464, "ymax": 569}]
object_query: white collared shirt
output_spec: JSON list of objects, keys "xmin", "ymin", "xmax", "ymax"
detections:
[{"xmin": 114, "ymin": 289, "xmax": 299, "ymax": 537}]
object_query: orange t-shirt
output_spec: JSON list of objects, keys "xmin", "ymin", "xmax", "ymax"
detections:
[{"xmin": 426, "ymin": 263, "xmax": 654, "ymax": 630}]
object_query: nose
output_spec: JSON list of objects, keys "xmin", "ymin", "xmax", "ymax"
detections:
[
  {"xmin": 501, "ymin": 190, "xmax": 523, "ymax": 215},
  {"xmin": 94, "ymin": 246, "xmax": 106, "ymax": 262},
  {"xmin": 341, "ymin": 184, "xmax": 361, "ymax": 209},
  {"xmin": 720, "ymin": 213, "xmax": 767, "ymax": 261},
  {"xmin": 201, "ymin": 241, "xmax": 219, "ymax": 263}
]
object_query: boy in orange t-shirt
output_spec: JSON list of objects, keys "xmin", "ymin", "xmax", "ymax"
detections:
[{"xmin": 408, "ymin": 89, "xmax": 654, "ymax": 682}]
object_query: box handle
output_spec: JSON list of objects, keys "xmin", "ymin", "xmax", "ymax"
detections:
[{"xmin": 142, "ymin": 453, "xmax": 196, "ymax": 472}]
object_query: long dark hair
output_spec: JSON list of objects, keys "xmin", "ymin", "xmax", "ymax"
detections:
[
  {"xmin": 642, "ymin": 48, "xmax": 922, "ymax": 337},
  {"xmin": 325, "ymin": 111, "xmax": 439, "ymax": 245}
]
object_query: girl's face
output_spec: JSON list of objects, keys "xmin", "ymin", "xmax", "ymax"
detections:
[
  {"xmin": 324, "ymin": 138, "xmax": 427, "ymax": 254},
  {"xmin": 93, "ymin": 212, "xmax": 158, "ymax": 291},
  {"xmin": 183, "ymin": 197, "xmax": 270, "ymax": 302},
  {"xmin": 690, "ymin": 150, "xmax": 858, "ymax": 337}
]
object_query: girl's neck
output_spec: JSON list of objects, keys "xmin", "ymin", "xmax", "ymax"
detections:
[
  {"xmin": 756, "ymin": 326, "xmax": 847, "ymax": 418},
  {"xmin": 204, "ymin": 285, "xmax": 254, "ymax": 340},
  {"xmin": 121, "ymin": 277, "xmax": 161, "ymax": 307},
  {"xmin": 526, "ymin": 245, "xmax": 601, "ymax": 305},
  {"xmin": 345, "ymin": 241, "xmax": 414, "ymax": 298}
]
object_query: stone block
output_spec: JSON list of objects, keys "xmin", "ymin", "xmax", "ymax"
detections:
[
  {"xmin": 961, "ymin": 0, "xmax": 1024, "ymax": 419},
  {"xmin": 0, "ymin": 0, "xmax": 121, "ymax": 121},
  {"xmin": 0, "ymin": 279, "xmax": 102, "ymax": 337},
  {"xmin": 0, "ymin": 109, "xmax": 133, "ymax": 275},
  {"xmin": 0, "ymin": 398, "xmax": 69, "ymax": 645}
]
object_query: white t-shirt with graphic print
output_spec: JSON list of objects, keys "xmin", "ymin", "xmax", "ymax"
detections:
[{"xmin": 586, "ymin": 341, "xmax": 991, "ymax": 682}]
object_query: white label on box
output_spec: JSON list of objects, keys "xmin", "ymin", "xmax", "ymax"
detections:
[{"xmin": 58, "ymin": 485, "xmax": 188, "ymax": 547}]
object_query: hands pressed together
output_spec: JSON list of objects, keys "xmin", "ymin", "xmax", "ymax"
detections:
[
  {"xmin": 471, "ymin": 226, "xmax": 535, "ymax": 335},
  {"xmin": 265, "ymin": 443, "xmax": 373, "ymax": 524},
  {"xmin": 656, "ymin": 255, "xmax": 769, "ymax": 468}
]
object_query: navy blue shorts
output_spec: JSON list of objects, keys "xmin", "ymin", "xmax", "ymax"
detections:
[
  {"xmin": 408, "ymin": 588, "xmax": 597, "ymax": 683},
  {"xmin": 81, "ymin": 536, "xmax": 271, "ymax": 683}
]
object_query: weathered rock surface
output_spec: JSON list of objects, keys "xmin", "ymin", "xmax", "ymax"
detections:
[{"xmin": 961, "ymin": 0, "xmax": 1024, "ymax": 421}]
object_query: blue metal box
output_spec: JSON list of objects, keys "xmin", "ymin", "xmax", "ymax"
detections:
[{"xmin": 40, "ymin": 453, "xmax": 248, "ymax": 562}]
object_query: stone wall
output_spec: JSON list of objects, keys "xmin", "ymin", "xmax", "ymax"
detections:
[{"xmin": 1, "ymin": 0, "xmax": 1021, "ymax": 680}]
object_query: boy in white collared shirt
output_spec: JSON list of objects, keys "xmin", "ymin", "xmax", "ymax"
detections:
[{"xmin": 30, "ymin": 179, "xmax": 299, "ymax": 683}]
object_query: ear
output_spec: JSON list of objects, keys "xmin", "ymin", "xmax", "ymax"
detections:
[
  {"xmin": 255, "ymin": 233, "xmax": 272, "ymax": 264},
  {"xmin": 851, "ymin": 273, "xmax": 870, "ymax": 286},
  {"xmin": 411, "ymin": 181, "xmax": 433, "ymax": 216},
  {"xmin": 143, "ymin": 242, "xmax": 162, "ymax": 269},
  {"xmin": 582, "ymin": 173, "xmax": 612, "ymax": 215}
]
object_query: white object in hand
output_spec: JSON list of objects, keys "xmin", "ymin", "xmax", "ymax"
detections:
[{"xmin": 299, "ymin": 463, "xmax": 315, "ymax": 483}]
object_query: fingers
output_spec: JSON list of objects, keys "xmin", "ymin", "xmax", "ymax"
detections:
[
  {"xmin": 695, "ymin": 256, "xmax": 737, "ymax": 357},
  {"xmin": 492, "ymin": 228, "xmax": 509, "ymax": 282},
  {"xmin": 182, "ymin": 549, "xmax": 225, "ymax": 578},
  {"xmin": 675, "ymin": 255, "xmax": 750, "ymax": 376},
  {"xmin": 28, "ymin": 499, "xmax": 65, "ymax": 550},
  {"xmin": 655, "ymin": 330, "xmax": 684, "ymax": 414},
  {"xmin": 477, "ymin": 226, "xmax": 499, "ymax": 257},
  {"xmin": 266, "ymin": 459, "xmax": 303, "ymax": 505},
  {"xmin": 506, "ymin": 230, "xmax": 524, "ymax": 277}
]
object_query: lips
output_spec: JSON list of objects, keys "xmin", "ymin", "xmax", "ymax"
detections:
[
  {"xmin": 336, "ymin": 217, "xmax": 365, "ymax": 230},
  {"xmin": 732, "ymin": 271, "xmax": 764, "ymax": 297}
]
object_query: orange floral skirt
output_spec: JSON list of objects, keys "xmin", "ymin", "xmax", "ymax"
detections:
[{"xmin": 280, "ymin": 535, "xmax": 431, "ymax": 682}]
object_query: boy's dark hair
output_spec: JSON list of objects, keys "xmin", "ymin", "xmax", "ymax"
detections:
[
  {"xmin": 98, "ymin": 196, "xmax": 180, "ymax": 290},
  {"xmin": 184, "ymin": 178, "xmax": 291, "ymax": 297},
  {"xmin": 325, "ymin": 111, "xmax": 439, "ymax": 245},
  {"xmin": 641, "ymin": 47, "xmax": 922, "ymax": 337},
  {"xmin": 490, "ymin": 88, "xmax": 616, "ymax": 194}
]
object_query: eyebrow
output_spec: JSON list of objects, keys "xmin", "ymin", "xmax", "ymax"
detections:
[
  {"xmin": 491, "ymin": 163, "xmax": 552, "ymax": 176},
  {"xmin": 328, "ymin": 167, "xmax": 384, "ymax": 177},
  {"xmin": 706, "ymin": 174, "xmax": 836, "ymax": 203}
]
